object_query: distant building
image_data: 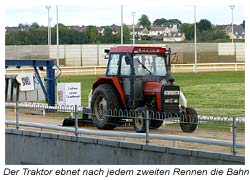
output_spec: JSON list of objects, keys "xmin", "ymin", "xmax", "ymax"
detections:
[
  {"xmin": 128, "ymin": 24, "xmax": 183, "ymax": 41},
  {"xmin": 217, "ymin": 24, "xmax": 245, "ymax": 39},
  {"xmin": 128, "ymin": 25, "xmax": 145, "ymax": 36},
  {"xmin": 163, "ymin": 32, "xmax": 185, "ymax": 42},
  {"xmin": 66, "ymin": 25, "xmax": 85, "ymax": 32},
  {"xmin": 110, "ymin": 24, "xmax": 120, "ymax": 35},
  {"xmin": 226, "ymin": 24, "xmax": 245, "ymax": 39},
  {"xmin": 5, "ymin": 26, "xmax": 30, "ymax": 32},
  {"xmin": 96, "ymin": 26, "xmax": 105, "ymax": 35}
]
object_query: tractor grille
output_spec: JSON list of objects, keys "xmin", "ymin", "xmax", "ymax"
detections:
[{"xmin": 161, "ymin": 85, "xmax": 180, "ymax": 114}]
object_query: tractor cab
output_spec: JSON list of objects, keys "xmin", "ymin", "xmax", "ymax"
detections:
[{"xmin": 106, "ymin": 46, "xmax": 171, "ymax": 79}]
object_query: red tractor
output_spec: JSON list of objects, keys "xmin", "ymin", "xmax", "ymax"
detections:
[{"xmin": 90, "ymin": 46, "xmax": 198, "ymax": 133}]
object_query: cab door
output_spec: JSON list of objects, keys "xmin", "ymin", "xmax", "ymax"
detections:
[{"xmin": 119, "ymin": 54, "xmax": 131, "ymax": 105}]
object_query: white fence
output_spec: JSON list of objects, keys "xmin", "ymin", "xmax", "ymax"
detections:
[{"xmin": 5, "ymin": 63, "xmax": 245, "ymax": 76}]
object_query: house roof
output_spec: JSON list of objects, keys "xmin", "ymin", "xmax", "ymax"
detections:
[
  {"xmin": 217, "ymin": 24, "xmax": 245, "ymax": 37},
  {"xmin": 151, "ymin": 26, "xmax": 166, "ymax": 31},
  {"xmin": 232, "ymin": 25, "xmax": 245, "ymax": 36}
]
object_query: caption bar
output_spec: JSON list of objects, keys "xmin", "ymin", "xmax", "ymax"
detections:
[{"xmin": 2, "ymin": 167, "xmax": 250, "ymax": 177}]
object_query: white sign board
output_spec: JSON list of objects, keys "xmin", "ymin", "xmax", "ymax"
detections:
[
  {"xmin": 16, "ymin": 73, "xmax": 34, "ymax": 91},
  {"xmin": 57, "ymin": 83, "xmax": 81, "ymax": 106}
]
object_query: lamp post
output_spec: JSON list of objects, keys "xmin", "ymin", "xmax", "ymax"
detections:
[
  {"xmin": 121, "ymin": 5, "xmax": 123, "ymax": 44},
  {"xmin": 194, "ymin": 5, "xmax": 197, "ymax": 73},
  {"xmin": 131, "ymin": 12, "xmax": 136, "ymax": 45},
  {"xmin": 185, "ymin": 4, "xmax": 197, "ymax": 72},
  {"xmin": 45, "ymin": 5, "xmax": 51, "ymax": 46},
  {"xmin": 229, "ymin": 5, "xmax": 235, "ymax": 43},
  {"xmin": 56, "ymin": 5, "xmax": 59, "ymax": 66},
  {"xmin": 49, "ymin": 17, "xmax": 52, "ymax": 45}
]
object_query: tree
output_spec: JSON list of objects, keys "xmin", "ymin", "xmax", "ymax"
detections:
[
  {"xmin": 102, "ymin": 26, "xmax": 114, "ymax": 43},
  {"xmin": 180, "ymin": 23, "xmax": 194, "ymax": 40},
  {"xmin": 30, "ymin": 22, "xmax": 40, "ymax": 29},
  {"xmin": 153, "ymin": 18, "xmax": 167, "ymax": 26},
  {"xmin": 85, "ymin": 26, "xmax": 98, "ymax": 43},
  {"xmin": 168, "ymin": 19, "xmax": 182, "ymax": 25},
  {"xmin": 198, "ymin": 29, "xmax": 229, "ymax": 42},
  {"xmin": 197, "ymin": 19, "xmax": 212, "ymax": 32},
  {"xmin": 153, "ymin": 18, "xmax": 182, "ymax": 26},
  {"xmin": 28, "ymin": 28, "xmax": 47, "ymax": 44},
  {"xmin": 18, "ymin": 23, "xmax": 24, "ymax": 28},
  {"xmin": 138, "ymin": 14, "xmax": 151, "ymax": 29}
]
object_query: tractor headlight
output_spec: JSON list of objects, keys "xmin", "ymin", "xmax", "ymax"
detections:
[
  {"xmin": 164, "ymin": 91, "xmax": 180, "ymax": 95},
  {"xmin": 165, "ymin": 98, "xmax": 179, "ymax": 103}
]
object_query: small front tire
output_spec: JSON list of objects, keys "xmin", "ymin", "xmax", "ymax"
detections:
[
  {"xmin": 180, "ymin": 107, "xmax": 198, "ymax": 133},
  {"xmin": 134, "ymin": 107, "xmax": 147, "ymax": 133}
]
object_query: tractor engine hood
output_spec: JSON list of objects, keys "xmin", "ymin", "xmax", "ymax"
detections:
[
  {"xmin": 143, "ymin": 81, "xmax": 181, "ymax": 112},
  {"xmin": 143, "ymin": 82, "xmax": 163, "ymax": 95}
]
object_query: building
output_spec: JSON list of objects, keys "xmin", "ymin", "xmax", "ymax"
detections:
[
  {"xmin": 163, "ymin": 32, "xmax": 185, "ymax": 42},
  {"xmin": 128, "ymin": 24, "xmax": 183, "ymax": 41},
  {"xmin": 217, "ymin": 24, "xmax": 245, "ymax": 39},
  {"xmin": 226, "ymin": 24, "xmax": 245, "ymax": 39}
]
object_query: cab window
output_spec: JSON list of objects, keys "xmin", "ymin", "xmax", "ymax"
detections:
[
  {"xmin": 120, "ymin": 55, "xmax": 131, "ymax": 76},
  {"xmin": 107, "ymin": 54, "xmax": 120, "ymax": 75}
]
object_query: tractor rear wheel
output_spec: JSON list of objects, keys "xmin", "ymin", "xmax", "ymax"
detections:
[
  {"xmin": 91, "ymin": 84, "xmax": 121, "ymax": 130},
  {"xmin": 180, "ymin": 107, "xmax": 198, "ymax": 133}
]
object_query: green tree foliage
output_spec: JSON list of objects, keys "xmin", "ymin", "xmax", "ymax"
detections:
[
  {"xmin": 85, "ymin": 26, "xmax": 98, "ymax": 43},
  {"xmin": 180, "ymin": 23, "xmax": 194, "ymax": 40},
  {"xmin": 30, "ymin": 22, "xmax": 40, "ymax": 29},
  {"xmin": 138, "ymin": 14, "xmax": 151, "ymax": 29},
  {"xmin": 102, "ymin": 26, "xmax": 114, "ymax": 43},
  {"xmin": 197, "ymin": 19, "xmax": 212, "ymax": 32},
  {"xmin": 153, "ymin": 18, "xmax": 167, "ymax": 26},
  {"xmin": 28, "ymin": 28, "xmax": 47, "ymax": 44},
  {"xmin": 180, "ymin": 20, "xmax": 229, "ymax": 42},
  {"xmin": 198, "ymin": 29, "xmax": 230, "ymax": 42},
  {"xmin": 153, "ymin": 18, "xmax": 182, "ymax": 26}
]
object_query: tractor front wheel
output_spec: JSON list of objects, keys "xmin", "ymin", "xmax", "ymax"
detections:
[
  {"xmin": 134, "ymin": 107, "xmax": 147, "ymax": 133},
  {"xmin": 180, "ymin": 107, "xmax": 198, "ymax": 133}
]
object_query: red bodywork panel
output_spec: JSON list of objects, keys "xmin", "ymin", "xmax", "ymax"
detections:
[
  {"xmin": 92, "ymin": 76, "xmax": 126, "ymax": 107},
  {"xmin": 144, "ymin": 82, "xmax": 163, "ymax": 111},
  {"xmin": 109, "ymin": 46, "xmax": 166, "ymax": 54}
]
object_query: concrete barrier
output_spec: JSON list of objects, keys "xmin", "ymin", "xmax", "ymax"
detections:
[
  {"xmin": 5, "ymin": 43, "xmax": 245, "ymax": 66},
  {"xmin": 5, "ymin": 128, "xmax": 244, "ymax": 165}
]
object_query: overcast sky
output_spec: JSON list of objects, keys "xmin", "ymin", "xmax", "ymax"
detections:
[{"xmin": 3, "ymin": 0, "xmax": 246, "ymax": 27}]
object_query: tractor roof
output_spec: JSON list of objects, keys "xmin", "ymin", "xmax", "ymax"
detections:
[{"xmin": 109, "ymin": 46, "xmax": 166, "ymax": 54}]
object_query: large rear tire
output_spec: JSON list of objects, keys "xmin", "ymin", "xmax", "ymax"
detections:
[
  {"xmin": 91, "ymin": 84, "xmax": 121, "ymax": 130},
  {"xmin": 180, "ymin": 107, "xmax": 198, "ymax": 133}
]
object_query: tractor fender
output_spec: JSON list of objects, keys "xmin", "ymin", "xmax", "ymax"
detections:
[
  {"xmin": 92, "ymin": 76, "xmax": 126, "ymax": 107},
  {"xmin": 180, "ymin": 91, "xmax": 187, "ymax": 108}
]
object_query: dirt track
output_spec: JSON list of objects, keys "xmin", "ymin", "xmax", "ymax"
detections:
[{"xmin": 5, "ymin": 109, "xmax": 245, "ymax": 155}]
